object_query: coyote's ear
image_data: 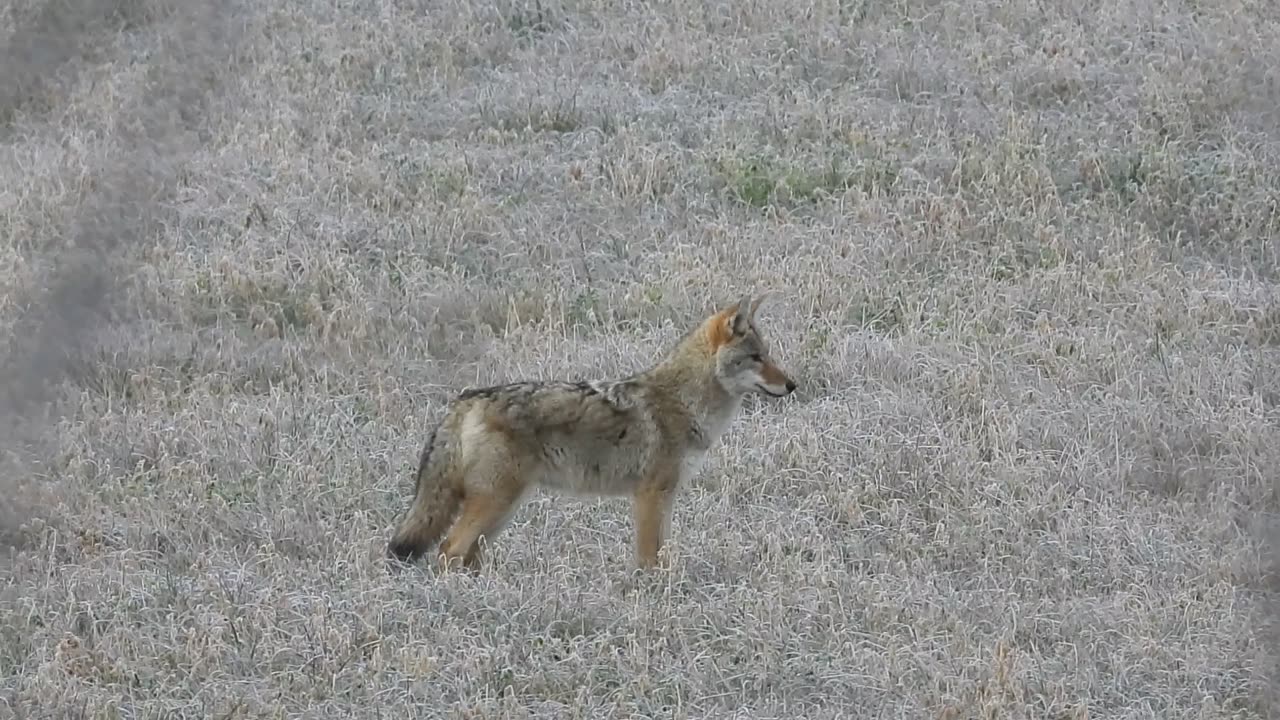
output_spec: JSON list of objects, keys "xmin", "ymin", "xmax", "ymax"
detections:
[
  {"xmin": 730, "ymin": 294, "xmax": 754, "ymax": 336},
  {"xmin": 748, "ymin": 291, "xmax": 772, "ymax": 321}
]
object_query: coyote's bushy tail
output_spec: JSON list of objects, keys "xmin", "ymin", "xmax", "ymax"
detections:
[{"xmin": 387, "ymin": 428, "xmax": 460, "ymax": 562}]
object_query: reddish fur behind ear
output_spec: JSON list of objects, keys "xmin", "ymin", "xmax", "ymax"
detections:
[{"xmin": 705, "ymin": 305, "xmax": 737, "ymax": 348}]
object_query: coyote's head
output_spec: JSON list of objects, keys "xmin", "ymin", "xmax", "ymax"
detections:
[{"xmin": 707, "ymin": 293, "xmax": 797, "ymax": 398}]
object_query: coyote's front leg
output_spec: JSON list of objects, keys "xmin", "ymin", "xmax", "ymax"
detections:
[{"xmin": 632, "ymin": 465, "xmax": 678, "ymax": 569}]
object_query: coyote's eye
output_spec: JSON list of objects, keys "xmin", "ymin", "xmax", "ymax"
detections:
[{"xmin": 749, "ymin": 353, "xmax": 762, "ymax": 362}]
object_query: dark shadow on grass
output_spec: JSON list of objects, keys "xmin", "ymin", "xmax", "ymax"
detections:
[{"xmin": 0, "ymin": 0, "xmax": 254, "ymax": 554}]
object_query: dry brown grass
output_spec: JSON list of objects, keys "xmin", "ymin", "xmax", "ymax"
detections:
[{"xmin": 3, "ymin": 0, "xmax": 1280, "ymax": 716}]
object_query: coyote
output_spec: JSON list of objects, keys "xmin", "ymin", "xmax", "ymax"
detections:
[{"xmin": 386, "ymin": 293, "xmax": 797, "ymax": 571}]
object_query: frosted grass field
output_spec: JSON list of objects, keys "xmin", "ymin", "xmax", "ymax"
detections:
[{"xmin": 2, "ymin": 0, "xmax": 1279, "ymax": 716}]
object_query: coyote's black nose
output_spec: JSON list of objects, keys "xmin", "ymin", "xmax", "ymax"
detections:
[{"xmin": 785, "ymin": 380, "xmax": 797, "ymax": 393}]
